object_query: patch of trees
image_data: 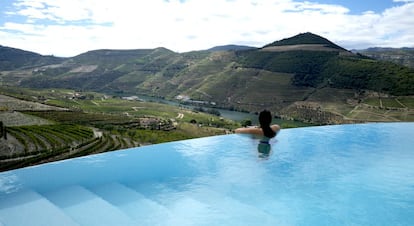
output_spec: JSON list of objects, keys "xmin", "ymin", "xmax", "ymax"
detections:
[
  {"xmin": 237, "ymin": 50, "xmax": 337, "ymax": 75},
  {"xmin": 322, "ymin": 57, "xmax": 414, "ymax": 95},
  {"xmin": 193, "ymin": 107, "xmax": 221, "ymax": 116}
]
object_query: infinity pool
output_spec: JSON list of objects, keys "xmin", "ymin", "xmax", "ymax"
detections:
[{"xmin": 1, "ymin": 123, "xmax": 413, "ymax": 225}]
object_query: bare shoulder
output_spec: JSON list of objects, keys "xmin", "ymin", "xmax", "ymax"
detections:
[
  {"xmin": 271, "ymin": 124, "xmax": 281, "ymax": 133},
  {"xmin": 235, "ymin": 124, "xmax": 280, "ymax": 136}
]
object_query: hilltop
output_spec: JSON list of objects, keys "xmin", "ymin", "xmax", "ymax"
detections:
[
  {"xmin": 1, "ymin": 32, "xmax": 413, "ymax": 124},
  {"xmin": 263, "ymin": 32, "xmax": 347, "ymax": 51}
]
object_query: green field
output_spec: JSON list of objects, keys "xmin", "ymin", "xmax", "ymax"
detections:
[
  {"xmin": 363, "ymin": 97, "xmax": 414, "ymax": 108},
  {"xmin": 0, "ymin": 87, "xmax": 242, "ymax": 171},
  {"xmin": 397, "ymin": 97, "xmax": 414, "ymax": 108}
]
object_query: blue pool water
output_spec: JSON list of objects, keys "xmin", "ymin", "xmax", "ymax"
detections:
[{"xmin": 0, "ymin": 123, "xmax": 413, "ymax": 226}]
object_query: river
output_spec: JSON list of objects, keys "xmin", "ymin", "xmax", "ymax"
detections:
[{"xmin": 134, "ymin": 95, "xmax": 312, "ymax": 127}]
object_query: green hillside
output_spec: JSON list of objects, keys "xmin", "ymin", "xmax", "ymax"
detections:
[
  {"xmin": 1, "ymin": 32, "xmax": 414, "ymax": 124},
  {"xmin": 0, "ymin": 45, "xmax": 64, "ymax": 70},
  {"xmin": 237, "ymin": 33, "xmax": 414, "ymax": 96},
  {"xmin": 263, "ymin": 32, "xmax": 346, "ymax": 50},
  {"xmin": 356, "ymin": 47, "xmax": 414, "ymax": 69}
]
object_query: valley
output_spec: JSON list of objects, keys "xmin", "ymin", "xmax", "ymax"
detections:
[
  {"xmin": 1, "ymin": 32, "xmax": 413, "ymax": 170},
  {"xmin": 0, "ymin": 88, "xmax": 241, "ymax": 171}
]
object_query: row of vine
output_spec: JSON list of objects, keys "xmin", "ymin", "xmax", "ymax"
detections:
[{"xmin": 0, "ymin": 124, "xmax": 134, "ymax": 171}]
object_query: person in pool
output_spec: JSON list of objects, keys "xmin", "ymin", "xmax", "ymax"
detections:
[
  {"xmin": 235, "ymin": 110, "xmax": 280, "ymax": 138},
  {"xmin": 235, "ymin": 110, "xmax": 280, "ymax": 157}
]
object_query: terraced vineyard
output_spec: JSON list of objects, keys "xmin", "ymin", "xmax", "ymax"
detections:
[
  {"xmin": 0, "ymin": 87, "xmax": 239, "ymax": 171},
  {"xmin": 0, "ymin": 124, "xmax": 136, "ymax": 171}
]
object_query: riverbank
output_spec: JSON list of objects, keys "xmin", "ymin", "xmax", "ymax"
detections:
[{"xmin": 126, "ymin": 94, "xmax": 313, "ymax": 128}]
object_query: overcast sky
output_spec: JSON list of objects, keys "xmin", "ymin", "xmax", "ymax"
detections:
[{"xmin": 1, "ymin": 0, "xmax": 413, "ymax": 57}]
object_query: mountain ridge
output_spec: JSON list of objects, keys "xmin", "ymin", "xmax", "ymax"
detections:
[{"xmin": 1, "ymin": 33, "xmax": 413, "ymax": 124}]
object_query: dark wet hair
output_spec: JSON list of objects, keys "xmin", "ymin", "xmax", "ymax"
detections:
[{"xmin": 259, "ymin": 110, "xmax": 276, "ymax": 138}]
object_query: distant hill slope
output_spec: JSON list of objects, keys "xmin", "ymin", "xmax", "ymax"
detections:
[
  {"xmin": 1, "ymin": 33, "xmax": 414, "ymax": 123},
  {"xmin": 356, "ymin": 47, "xmax": 414, "ymax": 69},
  {"xmin": 208, "ymin": 45, "xmax": 256, "ymax": 51},
  {"xmin": 0, "ymin": 45, "xmax": 64, "ymax": 70}
]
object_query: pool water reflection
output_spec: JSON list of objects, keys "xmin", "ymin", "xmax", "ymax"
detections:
[{"xmin": 0, "ymin": 123, "xmax": 413, "ymax": 226}]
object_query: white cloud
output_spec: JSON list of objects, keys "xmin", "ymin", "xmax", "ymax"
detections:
[{"xmin": 0, "ymin": 0, "xmax": 413, "ymax": 56}]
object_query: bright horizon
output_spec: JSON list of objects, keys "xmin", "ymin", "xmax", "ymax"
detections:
[{"xmin": 1, "ymin": 0, "xmax": 413, "ymax": 57}]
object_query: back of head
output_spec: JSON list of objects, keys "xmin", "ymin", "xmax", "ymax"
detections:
[{"xmin": 259, "ymin": 110, "xmax": 276, "ymax": 138}]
